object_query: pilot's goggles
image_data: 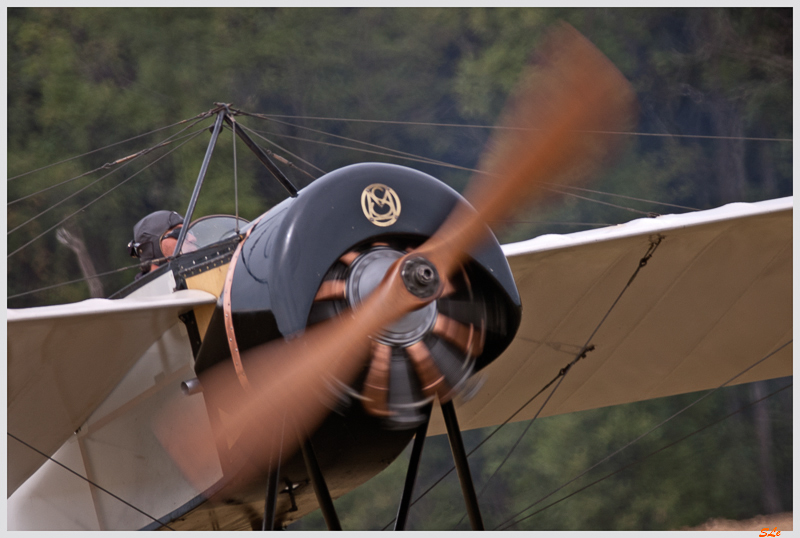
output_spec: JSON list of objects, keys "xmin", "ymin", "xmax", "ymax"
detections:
[{"xmin": 128, "ymin": 240, "xmax": 143, "ymax": 258}]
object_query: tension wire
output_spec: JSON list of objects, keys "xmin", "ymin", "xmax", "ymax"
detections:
[
  {"xmin": 241, "ymin": 123, "xmax": 669, "ymax": 217},
  {"xmin": 383, "ymin": 238, "xmax": 661, "ymax": 530},
  {"xmin": 7, "ymin": 432, "xmax": 175, "ymax": 530},
  {"xmin": 8, "ymin": 128, "xmax": 207, "ymax": 259},
  {"xmin": 237, "ymin": 113, "xmax": 794, "ymax": 143},
  {"xmin": 7, "ymin": 107, "xmax": 219, "ymax": 183},
  {"xmin": 495, "ymin": 339, "xmax": 793, "ymax": 530}
]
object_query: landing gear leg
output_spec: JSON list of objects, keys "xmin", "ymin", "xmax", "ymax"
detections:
[
  {"xmin": 261, "ymin": 466, "xmax": 281, "ymax": 531},
  {"xmin": 441, "ymin": 400, "xmax": 484, "ymax": 530},
  {"xmin": 301, "ymin": 439, "xmax": 342, "ymax": 530},
  {"xmin": 393, "ymin": 404, "xmax": 432, "ymax": 530},
  {"xmin": 262, "ymin": 414, "xmax": 286, "ymax": 530}
]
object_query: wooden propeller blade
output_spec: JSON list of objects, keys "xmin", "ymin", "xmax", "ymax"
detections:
[
  {"xmin": 156, "ymin": 262, "xmax": 425, "ymax": 492},
  {"xmin": 417, "ymin": 22, "xmax": 637, "ymax": 279},
  {"xmin": 314, "ymin": 279, "xmax": 347, "ymax": 301},
  {"xmin": 406, "ymin": 341, "xmax": 450, "ymax": 400},
  {"xmin": 433, "ymin": 314, "xmax": 484, "ymax": 357},
  {"xmin": 361, "ymin": 341, "xmax": 393, "ymax": 417},
  {"xmin": 156, "ymin": 22, "xmax": 637, "ymax": 492}
]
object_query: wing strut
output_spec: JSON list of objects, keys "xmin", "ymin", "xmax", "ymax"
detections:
[
  {"xmin": 174, "ymin": 108, "xmax": 226, "ymax": 255},
  {"xmin": 224, "ymin": 112, "xmax": 298, "ymax": 198}
]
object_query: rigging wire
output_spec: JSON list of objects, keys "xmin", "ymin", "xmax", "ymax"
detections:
[
  {"xmin": 489, "ymin": 220, "xmax": 610, "ymax": 227},
  {"xmin": 236, "ymin": 110, "xmax": 446, "ymax": 169},
  {"xmin": 8, "ymin": 117, "xmax": 214, "ymax": 206},
  {"xmin": 494, "ymin": 338, "xmax": 793, "ymax": 530},
  {"xmin": 9, "ymin": 157, "xmax": 139, "ymax": 235},
  {"xmin": 242, "ymin": 125, "xmax": 674, "ymax": 217},
  {"xmin": 543, "ymin": 187, "xmax": 656, "ymax": 216},
  {"xmin": 7, "ymin": 432, "xmax": 176, "ymax": 530},
  {"xmin": 246, "ymin": 127, "xmax": 466, "ymax": 171},
  {"xmin": 8, "ymin": 126, "xmax": 210, "ymax": 235},
  {"xmin": 453, "ymin": 369, "xmax": 569, "ymax": 529},
  {"xmin": 554, "ymin": 185, "xmax": 700, "ymax": 212},
  {"xmin": 6, "ymin": 262, "xmax": 145, "ymax": 300},
  {"xmin": 380, "ymin": 346, "xmax": 593, "ymax": 531},
  {"xmin": 243, "ymin": 112, "xmax": 794, "ymax": 143},
  {"xmin": 237, "ymin": 112, "xmax": 696, "ymax": 215},
  {"xmin": 7, "ymin": 217, "xmax": 609, "ymax": 301},
  {"xmin": 498, "ymin": 378, "xmax": 794, "ymax": 530},
  {"xmin": 8, "ymin": 128, "xmax": 207, "ymax": 259},
  {"xmin": 7, "ymin": 108, "xmax": 219, "ymax": 182},
  {"xmin": 382, "ymin": 238, "xmax": 662, "ymax": 530},
  {"xmin": 237, "ymin": 123, "xmax": 326, "ymax": 177},
  {"xmin": 230, "ymin": 114, "xmax": 240, "ymax": 234},
  {"xmin": 10, "ymin": 108, "xmax": 708, "ymax": 224}
]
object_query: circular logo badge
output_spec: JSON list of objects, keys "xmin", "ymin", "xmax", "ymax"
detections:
[{"xmin": 361, "ymin": 184, "xmax": 401, "ymax": 227}]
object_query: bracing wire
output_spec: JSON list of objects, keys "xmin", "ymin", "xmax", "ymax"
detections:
[
  {"xmin": 240, "ymin": 123, "xmax": 678, "ymax": 216},
  {"xmin": 231, "ymin": 114, "xmax": 240, "ymax": 234},
  {"xmin": 543, "ymin": 186, "xmax": 655, "ymax": 216},
  {"xmin": 6, "ymin": 262, "xmax": 145, "ymax": 300},
  {"xmin": 494, "ymin": 339, "xmax": 793, "ymax": 530},
  {"xmin": 555, "ymin": 184, "xmax": 700, "ymax": 212},
  {"xmin": 497, "ymin": 377, "xmax": 793, "ymax": 530},
  {"xmin": 237, "ymin": 123, "xmax": 326, "ymax": 177},
  {"xmin": 8, "ymin": 116, "xmax": 215, "ymax": 206},
  {"xmin": 8, "ymin": 126, "xmax": 210, "ymax": 235},
  {"xmin": 7, "ymin": 108, "xmax": 219, "ymax": 182},
  {"xmin": 11, "ymin": 107, "xmax": 708, "ymax": 229},
  {"xmin": 382, "ymin": 238, "xmax": 661, "ymax": 530},
  {"xmin": 8, "ymin": 157, "xmax": 140, "ymax": 235},
  {"xmin": 243, "ymin": 112, "xmax": 793, "ymax": 143},
  {"xmin": 381, "ymin": 345, "xmax": 595, "ymax": 530},
  {"xmin": 8, "ymin": 128, "xmax": 207, "ymax": 259},
  {"xmin": 453, "ymin": 371, "xmax": 569, "ymax": 529},
  {"xmin": 236, "ymin": 110, "xmax": 446, "ymax": 169},
  {"xmin": 7, "ymin": 432, "xmax": 175, "ymax": 530},
  {"xmin": 245, "ymin": 127, "xmax": 461, "ymax": 171},
  {"xmin": 236, "ymin": 112, "xmax": 700, "ymax": 214},
  {"xmin": 489, "ymin": 220, "xmax": 610, "ymax": 227}
]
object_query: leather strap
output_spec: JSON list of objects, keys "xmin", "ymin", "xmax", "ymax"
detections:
[{"xmin": 222, "ymin": 217, "xmax": 264, "ymax": 391}]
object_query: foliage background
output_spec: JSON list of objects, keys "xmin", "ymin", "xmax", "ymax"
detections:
[{"xmin": 7, "ymin": 7, "xmax": 792, "ymax": 531}]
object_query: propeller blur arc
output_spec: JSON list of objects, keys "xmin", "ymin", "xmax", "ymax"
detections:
[{"xmin": 156, "ymin": 22, "xmax": 639, "ymax": 491}]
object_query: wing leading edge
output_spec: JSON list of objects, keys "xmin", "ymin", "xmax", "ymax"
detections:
[
  {"xmin": 427, "ymin": 197, "xmax": 792, "ymax": 436},
  {"xmin": 8, "ymin": 288, "xmax": 217, "ymax": 495}
]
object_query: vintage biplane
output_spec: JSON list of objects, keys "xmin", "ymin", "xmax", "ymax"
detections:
[{"xmin": 7, "ymin": 26, "xmax": 792, "ymax": 531}]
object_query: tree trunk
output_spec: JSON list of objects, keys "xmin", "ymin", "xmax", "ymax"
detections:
[
  {"xmin": 750, "ymin": 380, "xmax": 782, "ymax": 514},
  {"xmin": 709, "ymin": 98, "xmax": 747, "ymax": 204},
  {"xmin": 56, "ymin": 226, "xmax": 105, "ymax": 298}
]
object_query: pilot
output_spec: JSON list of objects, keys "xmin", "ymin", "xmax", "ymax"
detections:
[{"xmin": 128, "ymin": 210, "xmax": 197, "ymax": 279}]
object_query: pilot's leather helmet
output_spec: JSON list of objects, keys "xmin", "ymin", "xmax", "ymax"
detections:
[{"xmin": 129, "ymin": 210, "xmax": 184, "ymax": 264}]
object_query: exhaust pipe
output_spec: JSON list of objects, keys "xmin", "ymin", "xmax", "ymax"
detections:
[{"xmin": 181, "ymin": 378, "xmax": 203, "ymax": 396}]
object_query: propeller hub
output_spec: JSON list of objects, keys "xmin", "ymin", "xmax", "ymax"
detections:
[
  {"xmin": 401, "ymin": 256, "xmax": 440, "ymax": 299},
  {"xmin": 346, "ymin": 248, "xmax": 437, "ymax": 347}
]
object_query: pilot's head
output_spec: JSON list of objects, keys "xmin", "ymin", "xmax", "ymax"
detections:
[{"xmin": 128, "ymin": 210, "xmax": 184, "ymax": 274}]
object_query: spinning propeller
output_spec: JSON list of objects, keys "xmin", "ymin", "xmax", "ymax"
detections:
[{"xmin": 156, "ymin": 23, "xmax": 637, "ymax": 494}]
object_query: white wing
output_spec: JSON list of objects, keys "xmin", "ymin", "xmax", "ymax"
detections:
[
  {"xmin": 428, "ymin": 197, "xmax": 792, "ymax": 435},
  {"xmin": 8, "ymin": 275, "xmax": 217, "ymax": 496}
]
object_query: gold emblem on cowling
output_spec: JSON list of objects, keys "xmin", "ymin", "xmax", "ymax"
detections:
[{"xmin": 361, "ymin": 184, "xmax": 401, "ymax": 227}]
